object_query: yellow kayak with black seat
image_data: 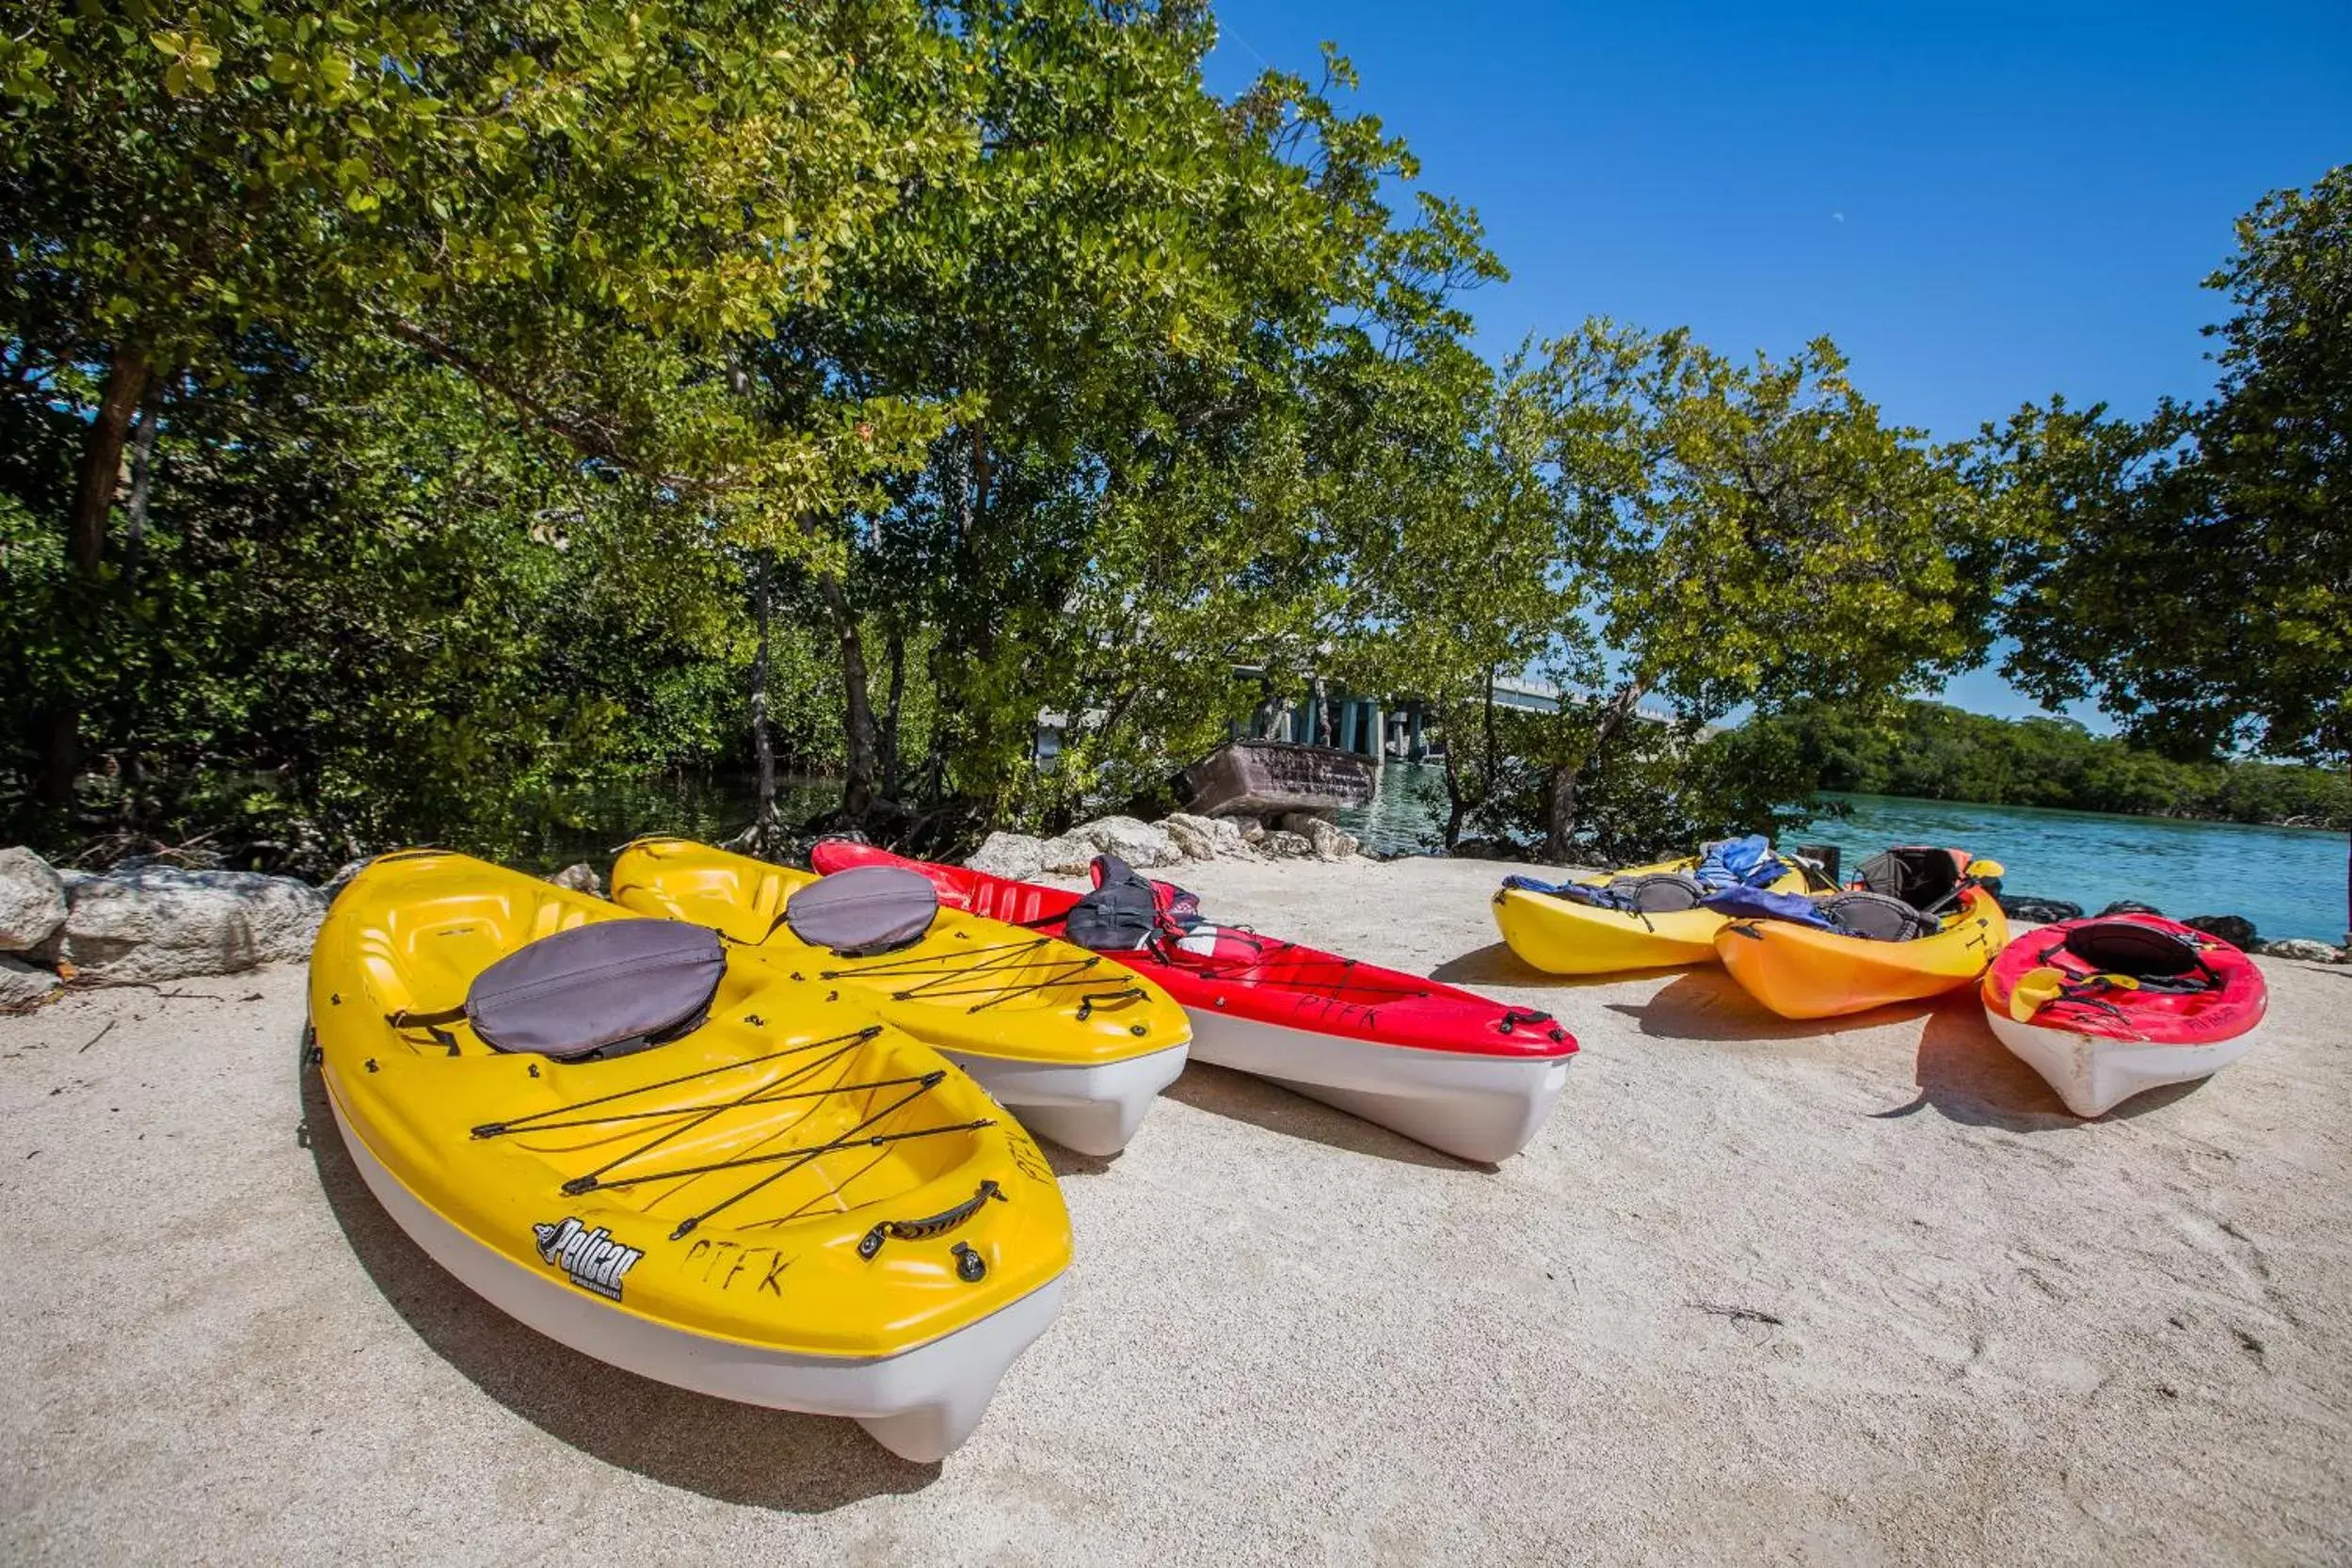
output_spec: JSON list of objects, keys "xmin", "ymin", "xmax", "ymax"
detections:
[
  {"xmin": 309, "ymin": 850, "xmax": 1071, "ymax": 1461},
  {"xmin": 611, "ymin": 837, "xmax": 1192, "ymax": 1156},
  {"xmin": 1711, "ymin": 846, "xmax": 2010, "ymax": 1019},
  {"xmin": 1491, "ymin": 838, "xmax": 1816, "ymax": 976}
]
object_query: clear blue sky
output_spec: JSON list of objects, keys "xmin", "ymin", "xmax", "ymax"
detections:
[{"xmin": 1205, "ymin": 1, "xmax": 2352, "ymax": 724}]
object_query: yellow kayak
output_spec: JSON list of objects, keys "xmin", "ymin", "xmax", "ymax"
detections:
[
  {"xmin": 311, "ymin": 850, "xmax": 1070, "ymax": 1461},
  {"xmin": 611, "ymin": 837, "xmax": 1191, "ymax": 1155},
  {"xmin": 1491, "ymin": 853, "xmax": 1812, "ymax": 976},
  {"xmin": 1712, "ymin": 851, "xmax": 2010, "ymax": 1019}
]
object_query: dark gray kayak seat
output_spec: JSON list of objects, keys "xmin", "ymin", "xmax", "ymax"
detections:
[
  {"xmin": 392, "ymin": 919, "xmax": 726, "ymax": 1061},
  {"xmin": 1818, "ymin": 890, "xmax": 1940, "ymax": 942},
  {"xmin": 1605, "ymin": 872, "xmax": 1707, "ymax": 913},
  {"xmin": 783, "ymin": 866, "xmax": 940, "ymax": 957}
]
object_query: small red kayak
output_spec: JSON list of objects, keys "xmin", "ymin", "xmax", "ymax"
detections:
[
  {"xmin": 810, "ymin": 840, "xmax": 1577, "ymax": 1162},
  {"xmin": 1980, "ymin": 913, "xmax": 2267, "ymax": 1116}
]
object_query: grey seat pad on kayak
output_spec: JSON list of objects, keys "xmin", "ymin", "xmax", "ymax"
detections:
[
  {"xmin": 466, "ymin": 919, "xmax": 725, "ymax": 1059},
  {"xmin": 1606, "ymin": 872, "xmax": 1706, "ymax": 913},
  {"xmin": 784, "ymin": 866, "xmax": 940, "ymax": 956},
  {"xmin": 1817, "ymin": 890, "xmax": 1937, "ymax": 942}
]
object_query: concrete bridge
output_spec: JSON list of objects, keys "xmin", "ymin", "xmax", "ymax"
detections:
[
  {"xmin": 1238, "ymin": 675, "xmax": 1674, "ymax": 761},
  {"xmin": 1036, "ymin": 672, "xmax": 1674, "ymax": 764}
]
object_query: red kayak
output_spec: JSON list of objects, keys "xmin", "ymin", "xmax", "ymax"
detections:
[
  {"xmin": 811, "ymin": 840, "xmax": 1577, "ymax": 1162},
  {"xmin": 1980, "ymin": 913, "xmax": 2267, "ymax": 1116}
]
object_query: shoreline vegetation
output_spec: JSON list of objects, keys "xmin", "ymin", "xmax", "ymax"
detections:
[
  {"xmin": 1751, "ymin": 700, "xmax": 2351, "ymax": 834},
  {"xmin": 2, "ymin": 10, "xmax": 2341, "ymax": 937}
]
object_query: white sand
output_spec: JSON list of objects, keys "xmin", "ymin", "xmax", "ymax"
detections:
[{"xmin": 3, "ymin": 855, "xmax": 2348, "ymax": 1566}]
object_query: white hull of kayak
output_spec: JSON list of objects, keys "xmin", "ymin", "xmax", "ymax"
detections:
[
  {"xmin": 328, "ymin": 1094, "xmax": 1064, "ymax": 1463},
  {"xmin": 945, "ymin": 1041, "xmax": 1190, "ymax": 1157},
  {"xmin": 1983, "ymin": 1007, "xmax": 2262, "ymax": 1118},
  {"xmin": 1183, "ymin": 1012, "xmax": 1572, "ymax": 1163}
]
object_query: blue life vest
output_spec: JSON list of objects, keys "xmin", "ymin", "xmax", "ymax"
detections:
[{"xmin": 1699, "ymin": 884, "xmax": 1843, "ymax": 931}]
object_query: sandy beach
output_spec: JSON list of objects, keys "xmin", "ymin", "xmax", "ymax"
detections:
[{"xmin": 3, "ymin": 854, "xmax": 2348, "ymax": 1566}]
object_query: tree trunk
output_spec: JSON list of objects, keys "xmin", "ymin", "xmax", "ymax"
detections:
[
  {"xmin": 817, "ymin": 573, "xmax": 880, "ymax": 823},
  {"xmin": 879, "ymin": 624, "xmax": 906, "ymax": 800},
  {"xmin": 970, "ymin": 423, "xmax": 991, "ymax": 549},
  {"xmin": 1439, "ymin": 672, "xmax": 1503, "ymax": 852},
  {"xmin": 749, "ymin": 555, "xmax": 778, "ymax": 850},
  {"xmin": 1543, "ymin": 678, "xmax": 1648, "ymax": 862},
  {"xmin": 68, "ymin": 344, "xmax": 152, "ymax": 577},
  {"xmin": 1440, "ymin": 699, "xmax": 1468, "ymax": 849},
  {"xmin": 40, "ymin": 344, "xmax": 153, "ymax": 805},
  {"xmin": 122, "ymin": 394, "xmax": 162, "ymax": 584},
  {"xmin": 946, "ymin": 425, "xmax": 975, "ymax": 547},
  {"xmin": 1481, "ymin": 664, "xmax": 1500, "ymax": 793}
]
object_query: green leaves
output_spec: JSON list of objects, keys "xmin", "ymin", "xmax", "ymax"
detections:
[
  {"xmin": 150, "ymin": 28, "xmax": 220, "ymax": 95},
  {"xmin": 1995, "ymin": 166, "xmax": 2350, "ymax": 773},
  {"xmin": 1520, "ymin": 323, "xmax": 1999, "ymax": 723}
]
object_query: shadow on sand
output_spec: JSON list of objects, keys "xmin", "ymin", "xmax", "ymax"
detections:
[
  {"xmin": 1425, "ymin": 941, "xmax": 1592, "ymax": 988},
  {"xmin": 1607, "ymin": 972, "xmax": 2212, "ymax": 1131},
  {"xmin": 1900, "ymin": 998, "xmax": 2210, "ymax": 1129},
  {"xmin": 1603, "ymin": 968, "xmax": 1930, "ymax": 1046},
  {"xmin": 297, "ymin": 1043, "xmax": 940, "ymax": 1511},
  {"xmin": 1041, "ymin": 1143, "xmax": 1116, "ymax": 1179},
  {"xmin": 1160, "ymin": 1061, "xmax": 1490, "ymax": 1173}
]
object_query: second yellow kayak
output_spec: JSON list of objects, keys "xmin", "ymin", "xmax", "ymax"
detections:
[
  {"xmin": 611, "ymin": 837, "xmax": 1192, "ymax": 1155},
  {"xmin": 1492, "ymin": 853, "xmax": 1812, "ymax": 976}
]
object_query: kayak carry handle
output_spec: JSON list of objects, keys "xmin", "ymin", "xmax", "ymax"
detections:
[
  {"xmin": 856, "ymin": 1179, "xmax": 1006, "ymax": 1263},
  {"xmin": 1074, "ymin": 985, "xmax": 1146, "ymax": 1021}
]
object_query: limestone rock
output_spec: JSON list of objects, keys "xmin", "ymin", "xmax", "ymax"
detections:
[
  {"xmin": 1161, "ymin": 811, "xmax": 1253, "ymax": 859},
  {"xmin": 1259, "ymin": 829, "xmax": 1314, "ymax": 859},
  {"xmin": 1995, "ymin": 893, "xmax": 2085, "ymax": 925},
  {"xmin": 47, "ymin": 866, "xmax": 328, "ymax": 984},
  {"xmin": 0, "ymin": 953, "xmax": 59, "ymax": 1010},
  {"xmin": 2255, "ymin": 936, "xmax": 2343, "ymax": 964},
  {"xmin": 1036, "ymin": 834, "xmax": 1097, "ymax": 876},
  {"xmin": 1238, "ymin": 818, "xmax": 1268, "ymax": 846},
  {"xmin": 547, "ymin": 862, "xmax": 603, "ymax": 897},
  {"xmin": 0, "ymin": 846, "xmax": 69, "ymax": 952},
  {"xmin": 966, "ymin": 831, "xmax": 1047, "ymax": 882},
  {"xmin": 1160, "ymin": 818, "xmax": 1217, "ymax": 862},
  {"xmin": 2184, "ymin": 913, "xmax": 2256, "ymax": 950},
  {"xmin": 1276, "ymin": 812, "xmax": 1358, "ymax": 862},
  {"xmin": 1070, "ymin": 815, "xmax": 1182, "ymax": 870},
  {"xmin": 2098, "ymin": 900, "xmax": 2164, "ymax": 918}
]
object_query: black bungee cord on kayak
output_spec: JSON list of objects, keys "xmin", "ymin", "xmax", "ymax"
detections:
[
  {"xmin": 818, "ymin": 936, "xmax": 1134, "ymax": 1015},
  {"xmin": 655, "ymin": 1075, "xmax": 965, "ymax": 1241},
  {"xmin": 556, "ymin": 1031, "xmax": 881, "ymax": 1196},
  {"xmin": 580, "ymin": 1098, "xmax": 984, "ymax": 1197},
  {"xmin": 469, "ymin": 1070, "xmax": 948, "ymax": 1137},
  {"xmin": 463, "ymin": 1023, "xmax": 996, "ymax": 1237},
  {"xmin": 469, "ymin": 1025, "xmax": 885, "ymax": 1141}
]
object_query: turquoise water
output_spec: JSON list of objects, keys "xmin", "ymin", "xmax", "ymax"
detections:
[
  {"xmin": 1331, "ymin": 765, "xmax": 2345, "ymax": 942},
  {"xmin": 1799, "ymin": 793, "xmax": 2347, "ymax": 944}
]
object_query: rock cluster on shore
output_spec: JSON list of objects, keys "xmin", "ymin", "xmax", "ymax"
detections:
[
  {"xmin": 965, "ymin": 809, "xmax": 1360, "ymax": 882},
  {"xmin": 0, "ymin": 846, "xmax": 329, "ymax": 1001}
]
